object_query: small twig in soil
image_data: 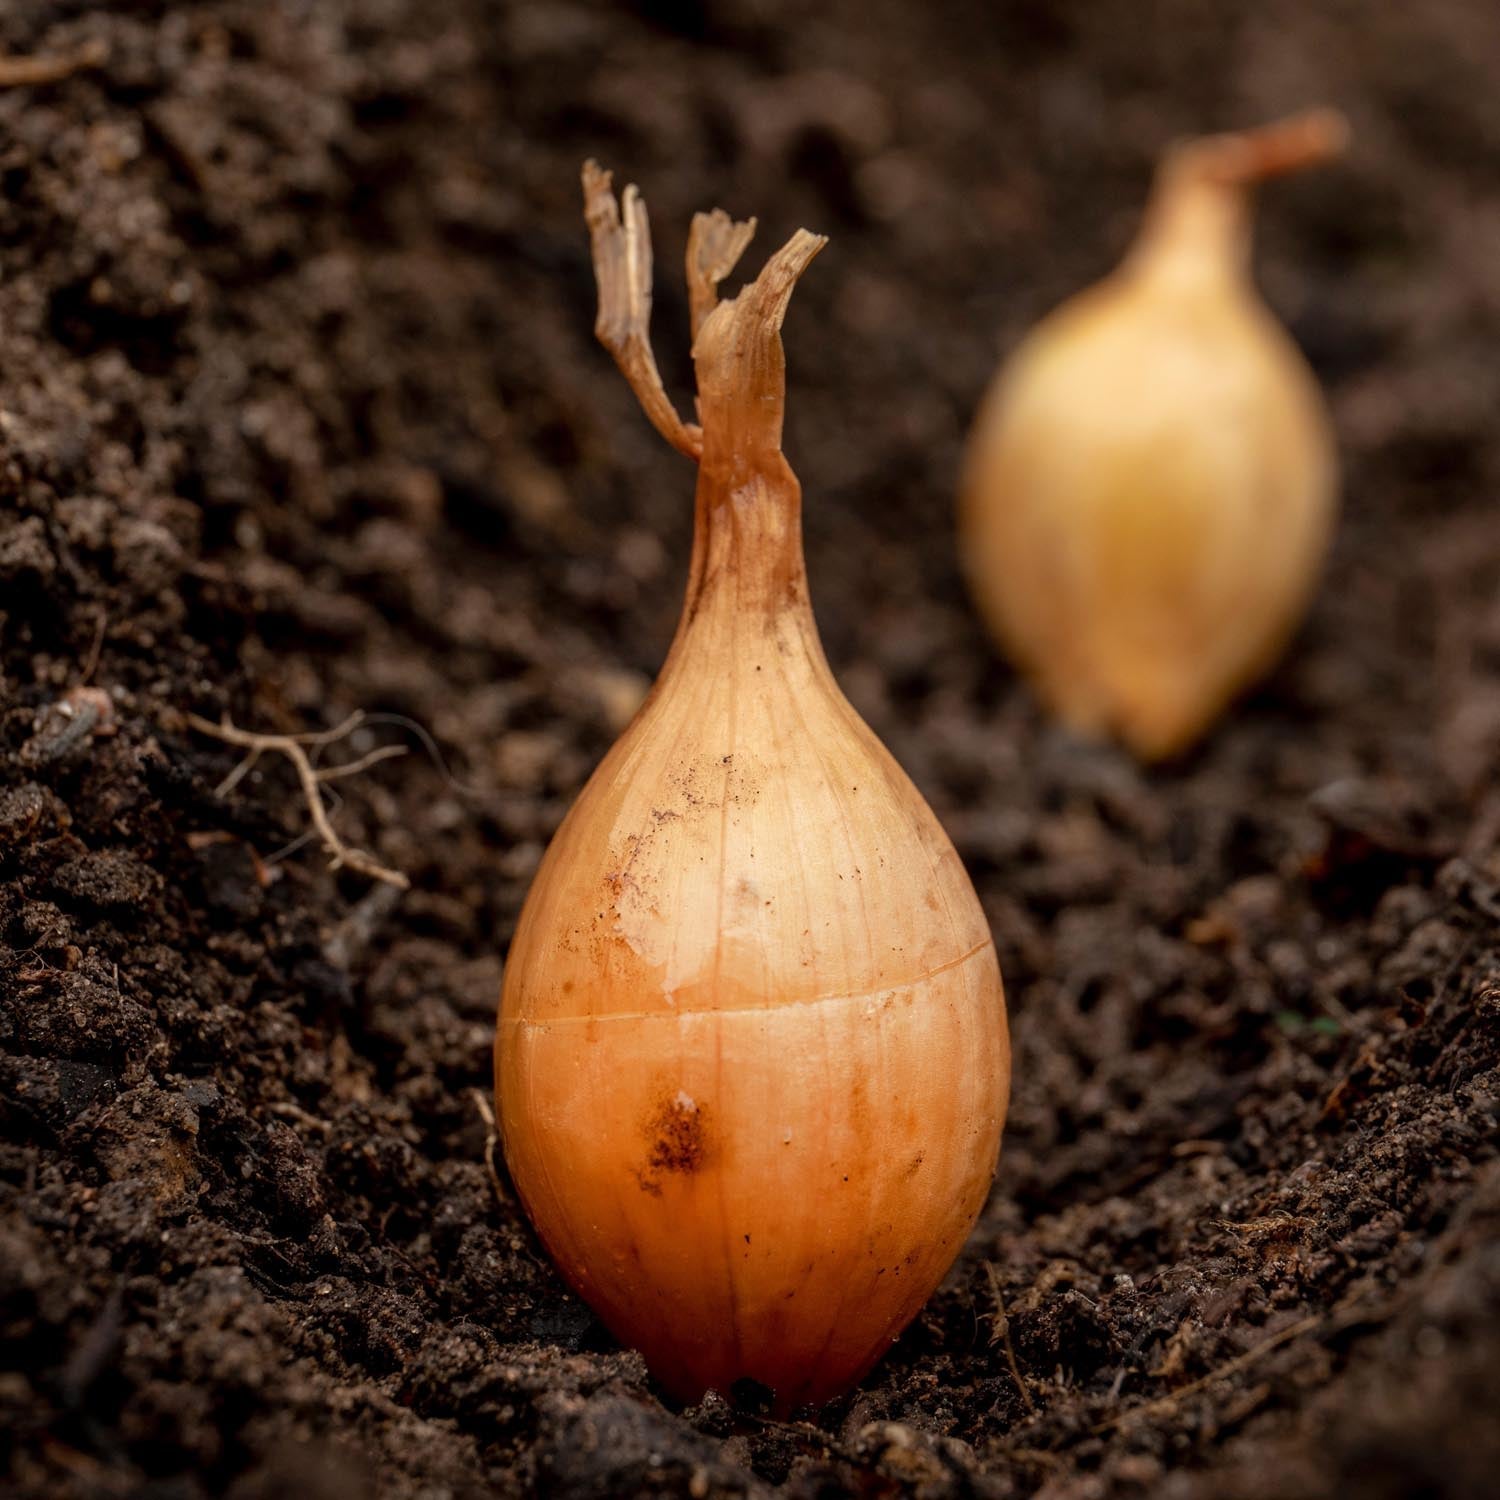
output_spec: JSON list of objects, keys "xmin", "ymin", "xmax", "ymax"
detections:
[
  {"xmin": 185, "ymin": 830, "xmax": 274, "ymax": 888},
  {"xmin": 80, "ymin": 609, "xmax": 107, "ymax": 685},
  {"xmin": 0, "ymin": 37, "xmax": 107, "ymax": 88},
  {"xmin": 1007, "ymin": 1447, "xmax": 1064, "ymax": 1471},
  {"xmin": 323, "ymin": 883, "xmax": 403, "ymax": 971},
  {"xmin": 19, "ymin": 686, "xmax": 117, "ymax": 767},
  {"xmin": 312, "ymin": 742, "xmax": 409, "ymax": 783},
  {"xmin": 1092, "ymin": 1308, "xmax": 1325, "ymax": 1433},
  {"xmin": 470, "ymin": 1089, "xmax": 507, "ymax": 1206},
  {"xmin": 1210, "ymin": 1212, "xmax": 1315, "ymax": 1241},
  {"xmin": 983, "ymin": 1262, "xmax": 1037, "ymax": 1415},
  {"xmin": 186, "ymin": 711, "xmax": 410, "ymax": 889},
  {"xmin": 266, "ymin": 1100, "xmax": 333, "ymax": 1136},
  {"xmin": 58, "ymin": 1282, "xmax": 125, "ymax": 1410},
  {"xmin": 358, "ymin": 711, "xmax": 487, "ymax": 798}
]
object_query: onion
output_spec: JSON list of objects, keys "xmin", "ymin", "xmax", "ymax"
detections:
[
  {"xmin": 495, "ymin": 164, "xmax": 1010, "ymax": 1412},
  {"xmin": 962, "ymin": 109, "xmax": 1348, "ymax": 760}
]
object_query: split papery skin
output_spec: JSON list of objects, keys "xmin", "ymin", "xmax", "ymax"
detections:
[
  {"xmin": 961, "ymin": 110, "xmax": 1347, "ymax": 761},
  {"xmin": 496, "ymin": 166, "xmax": 1010, "ymax": 1412}
]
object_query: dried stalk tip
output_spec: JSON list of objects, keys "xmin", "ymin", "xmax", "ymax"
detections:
[
  {"xmin": 0, "ymin": 37, "xmax": 107, "ymax": 88},
  {"xmin": 687, "ymin": 208, "xmax": 757, "ymax": 342},
  {"xmin": 582, "ymin": 161, "xmax": 825, "ymax": 463},
  {"xmin": 736, "ymin": 228, "xmax": 828, "ymax": 334},
  {"xmin": 1174, "ymin": 107, "xmax": 1351, "ymax": 188},
  {"xmin": 689, "ymin": 226, "xmax": 826, "ymax": 436},
  {"xmin": 582, "ymin": 159, "xmax": 703, "ymax": 461}
]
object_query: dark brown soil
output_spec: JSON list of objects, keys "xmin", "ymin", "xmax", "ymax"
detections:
[{"xmin": 3, "ymin": 2, "xmax": 1499, "ymax": 1496}]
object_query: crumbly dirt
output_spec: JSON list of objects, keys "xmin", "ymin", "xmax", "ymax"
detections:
[{"xmin": 3, "ymin": 2, "xmax": 1499, "ymax": 1496}]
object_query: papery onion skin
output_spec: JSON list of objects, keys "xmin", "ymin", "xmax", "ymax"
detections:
[
  {"xmin": 496, "ymin": 170, "xmax": 1009, "ymax": 1413},
  {"xmin": 961, "ymin": 110, "xmax": 1346, "ymax": 761}
]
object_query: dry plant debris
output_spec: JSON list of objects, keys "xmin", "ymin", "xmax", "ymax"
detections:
[{"xmin": 186, "ymin": 711, "xmax": 410, "ymax": 889}]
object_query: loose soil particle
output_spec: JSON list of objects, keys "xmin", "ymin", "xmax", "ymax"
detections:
[{"xmin": 2, "ymin": 2, "xmax": 1499, "ymax": 1497}]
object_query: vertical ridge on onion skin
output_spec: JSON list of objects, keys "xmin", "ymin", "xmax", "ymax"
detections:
[
  {"xmin": 773, "ymin": 615, "xmax": 870, "ymax": 1380},
  {"xmin": 711, "ymin": 640, "xmax": 742, "ymax": 1378},
  {"xmin": 495, "ymin": 165, "xmax": 1010, "ymax": 1414}
]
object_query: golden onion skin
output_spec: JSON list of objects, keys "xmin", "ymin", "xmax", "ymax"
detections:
[
  {"xmin": 496, "ymin": 170, "xmax": 1009, "ymax": 1412},
  {"xmin": 961, "ymin": 111, "xmax": 1345, "ymax": 761}
]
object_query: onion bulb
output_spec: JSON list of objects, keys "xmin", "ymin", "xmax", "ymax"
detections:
[
  {"xmin": 495, "ymin": 164, "xmax": 1009, "ymax": 1412},
  {"xmin": 961, "ymin": 109, "xmax": 1348, "ymax": 760}
]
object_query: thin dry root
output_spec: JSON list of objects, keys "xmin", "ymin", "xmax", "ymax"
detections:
[
  {"xmin": 983, "ymin": 1263, "xmax": 1038, "ymax": 1416},
  {"xmin": 470, "ymin": 1089, "xmax": 507, "ymax": 1206},
  {"xmin": 187, "ymin": 711, "xmax": 411, "ymax": 890},
  {"xmin": 582, "ymin": 160, "xmax": 703, "ymax": 460},
  {"xmin": 687, "ymin": 208, "xmax": 757, "ymax": 342},
  {"xmin": 0, "ymin": 38, "xmax": 107, "ymax": 88}
]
